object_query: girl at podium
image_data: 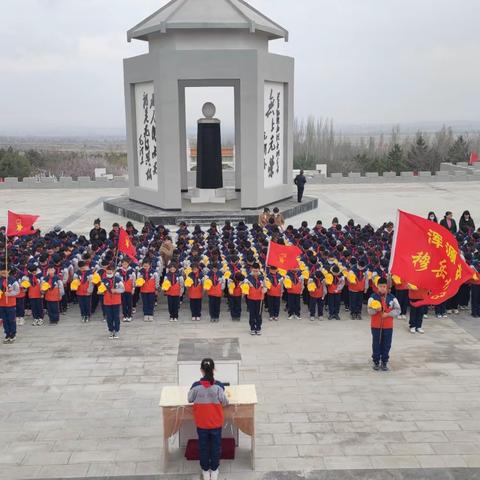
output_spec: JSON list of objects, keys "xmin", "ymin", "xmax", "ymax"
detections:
[{"xmin": 188, "ymin": 358, "xmax": 229, "ymax": 480}]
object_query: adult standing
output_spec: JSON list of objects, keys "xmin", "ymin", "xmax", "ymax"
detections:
[
  {"xmin": 294, "ymin": 170, "xmax": 307, "ymax": 203},
  {"xmin": 459, "ymin": 210, "xmax": 475, "ymax": 234},
  {"xmin": 258, "ymin": 208, "xmax": 271, "ymax": 228},
  {"xmin": 272, "ymin": 207, "xmax": 285, "ymax": 231},
  {"xmin": 89, "ymin": 219, "xmax": 107, "ymax": 244},
  {"xmin": 439, "ymin": 212, "xmax": 457, "ymax": 234}
]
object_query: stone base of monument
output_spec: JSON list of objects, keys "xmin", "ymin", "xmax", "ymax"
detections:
[
  {"xmin": 186, "ymin": 188, "xmax": 237, "ymax": 204},
  {"xmin": 103, "ymin": 195, "xmax": 318, "ymax": 225}
]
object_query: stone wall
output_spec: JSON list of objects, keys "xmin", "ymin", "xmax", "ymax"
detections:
[
  {"xmin": 1, "ymin": 163, "xmax": 479, "ymax": 189},
  {"xmin": 0, "ymin": 176, "xmax": 129, "ymax": 189},
  {"xmin": 308, "ymin": 163, "xmax": 480, "ymax": 185}
]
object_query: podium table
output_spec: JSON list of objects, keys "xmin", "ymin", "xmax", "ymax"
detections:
[{"xmin": 159, "ymin": 384, "xmax": 257, "ymax": 470}]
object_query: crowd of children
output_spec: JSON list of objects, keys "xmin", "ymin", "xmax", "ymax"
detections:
[{"xmin": 0, "ymin": 211, "xmax": 479, "ymax": 346}]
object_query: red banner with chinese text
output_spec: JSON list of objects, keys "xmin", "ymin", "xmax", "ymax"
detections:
[{"xmin": 389, "ymin": 211, "xmax": 473, "ymax": 306}]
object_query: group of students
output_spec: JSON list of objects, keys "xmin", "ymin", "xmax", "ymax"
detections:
[{"xmin": 0, "ymin": 210, "xmax": 479, "ymax": 344}]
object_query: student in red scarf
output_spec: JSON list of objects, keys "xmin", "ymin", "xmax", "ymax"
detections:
[
  {"xmin": 162, "ymin": 262, "xmax": 184, "ymax": 322},
  {"xmin": 185, "ymin": 263, "xmax": 204, "ymax": 321},
  {"xmin": 136, "ymin": 258, "xmax": 160, "ymax": 322},
  {"xmin": 205, "ymin": 263, "xmax": 224, "ymax": 323},
  {"xmin": 0, "ymin": 264, "xmax": 20, "ymax": 343},
  {"xmin": 101, "ymin": 265, "xmax": 125, "ymax": 339},
  {"xmin": 23, "ymin": 264, "xmax": 44, "ymax": 326},
  {"xmin": 42, "ymin": 262, "xmax": 65, "ymax": 325},
  {"xmin": 71, "ymin": 260, "xmax": 94, "ymax": 323}
]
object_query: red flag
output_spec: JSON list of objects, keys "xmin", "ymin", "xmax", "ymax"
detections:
[
  {"xmin": 267, "ymin": 241, "xmax": 302, "ymax": 270},
  {"xmin": 469, "ymin": 151, "xmax": 479, "ymax": 165},
  {"xmin": 7, "ymin": 211, "xmax": 39, "ymax": 237},
  {"xmin": 389, "ymin": 210, "xmax": 473, "ymax": 306},
  {"xmin": 118, "ymin": 227, "xmax": 137, "ymax": 262}
]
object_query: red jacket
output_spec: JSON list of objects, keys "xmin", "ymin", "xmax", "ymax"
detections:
[{"xmin": 188, "ymin": 379, "xmax": 227, "ymax": 430}]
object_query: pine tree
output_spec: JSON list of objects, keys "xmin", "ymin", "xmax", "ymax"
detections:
[
  {"xmin": 406, "ymin": 133, "xmax": 431, "ymax": 171},
  {"xmin": 447, "ymin": 135, "xmax": 470, "ymax": 164},
  {"xmin": 386, "ymin": 143, "xmax": 405, "ymax": 173}
]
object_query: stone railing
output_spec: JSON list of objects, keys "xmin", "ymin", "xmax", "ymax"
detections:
[
  {"xmin": 1, "ymin": 162, "xmax": 479, "ymax": 189},
  {"xmin": 0, "ymin": 176, "xmax": 128, "ymax": 189},
  {"xmin": 308, "ymin": 162, "xmax": 480, "ymax": 185}
]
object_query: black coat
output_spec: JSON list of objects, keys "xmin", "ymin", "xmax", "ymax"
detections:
[
  {"xmin": 294, "ymin": 174, "xmax": 307, "ymax": 188},
  {"xmin": 459, "ymin": 217, "xmax": 475, "ymax": 233},
  {"xmin": 439, "ymin": 218, "xmax": 457, "ymax": 234},
  {"xmin": 89, "ymin": 227, "xmax": 107, "ymax": 243}
]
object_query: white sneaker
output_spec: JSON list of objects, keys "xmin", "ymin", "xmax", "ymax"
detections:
[
  {"xmin": 37, "ymin": 319, "xmax": 44, "ymax": 326},
  {"xmin": 416, "ymin": 328, "xmax": 425, "ymax": 334},
  {"xmin": 453, "ymin": 309, "xmax": 459, "ymax": 314},
  {"xmin": 202, "ymin": 470, "xmax": 210, "ymax": 480},
  {"xmin": 173, "ymin": 318, "xmax": 178, "ymax": 322},
  {"xmin": 17, "ymin": 317, "xmax": 25, "ymax": 326},
  {"xmin": 288, "ymin": 315, "xmax": 293, "ymax": 320},
  {"xmin": 169, "ymin": 318, "xmax": 174, "ymax": 323},
  {"xmin": 423, "ymin": 314, "xmax": 429, "ymax": 319},
  {"xmin": 442, "ymin": 314, "xmax": 448, "ymax": 318},
  {"xmin": 211, "ymin": 469, "xmax": 219, "ymax": 480},
  {"xmin": 409, "ymin": 327, "xmax": 416, "ymax": 334},
  {"xmin": 436, "ymin": 315, "xmax": 442, "ymax": 319},
  {"xmin": 32, "ymin": 319, "xmax": 38, "ymax": 326}
]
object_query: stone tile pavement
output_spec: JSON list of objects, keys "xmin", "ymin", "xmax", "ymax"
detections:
[
  {"xmin": 1, "ymin": 298, "xmax": 480, "ymax": 479},
  {"xmin": 0, "ymin": 181, "xmax": 478, "ymax": 234}
]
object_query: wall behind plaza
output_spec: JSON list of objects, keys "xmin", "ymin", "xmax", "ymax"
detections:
[{"xmin": 1, "ymin": 163, "xmax": 478, "ymax": 190}]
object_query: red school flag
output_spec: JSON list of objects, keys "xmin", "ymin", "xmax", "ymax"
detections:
[
  {"xmin": 7, "ymin": 211, "xmax": 39, "ymax": 237},
  {"xmin": 118, "ymin": 227, "xmax": 138, "ymax": 263},
  {"xmin": 389, "ymin": 210, "xmax": 473, "ymax": 306},
  {"xmin": 469, "ymin": 151, "xmax": 479, "ymax": 165},
  {"xmin": 266, "ymin": 241, "xmax": 302, "ymax": 270}
]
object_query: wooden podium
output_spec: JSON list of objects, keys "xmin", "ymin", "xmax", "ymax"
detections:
[{"xmin": 159, "ymin": 385, "xmax": 257, "ymax": 470}]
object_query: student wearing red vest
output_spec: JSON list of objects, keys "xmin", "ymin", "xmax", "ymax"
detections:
[
  {"xmin": 136, "ymin": 259, "xmax": 159, "ymax": 322},
  {"xmin": 185, "ymin": 263, "xmax": 203, "ymax": 321},
  {"xmin": 205, "ymin": 264, "xmax": 224, "ymax": 323},
  {"xmin": 326, "ymin": 265, "xmax": 345, "ymax": 320},
  {"xmin": 188, "ymin": 358, "xmax": 229, "ymax": 480},
  {"xmin": 347, "ymin": 260, "xmax": 368, "ymax": 320},
  {"xmin": 71, "ymin": 261, "xmax": 94, "ymax": 323},
  {"xmin": 367, "ymin": 278, "xmax": 401, "ymax": 371},
  {"xmin": 24, "ymin": 264, "xmax": 44, "ymax": 326},
  {"xmin": 408, "ymin": 286, "xmax": 429, "ymax": 334},
  {"xmin": 101, "ymin": 265, "xmax": 125, "ymax": 339},
  {"xmin": 285, "ymin": 268, "xmax": 303, "ymax": 320},
  {"xmin": 245, "ymin": 263, "xmax": 265, "ymax": 335},
  {"xmin": 0, "ymin": 264, "xmax": 20, "ymax": 344},
  {"xmin": 119, "ymin": 259, "xmax": 135, "ymax": 323},
  {"xmin": 265, "ymin": 266, "xmax": 283, "ymax": 321},
  {"xmin": 42, "ymin": 263, "xmax": 65, "ymax": 325},
  {"xmin": 307, "ymin": 271, "xmax": 326, "ymax": 320},
  {"xmin": 227, "ymin": 271, "xmax": 244, "ymax": 321},
  {"xmin": 162, "ymin": 263, "xmax": 184, "ymax": 322}
]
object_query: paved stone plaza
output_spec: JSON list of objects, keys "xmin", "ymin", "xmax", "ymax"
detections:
[
  {"xmin": 1, "ymin": 181, "xmax": 479, "ymax": 233},
  {"xmin": 2, "ymin": 296, "xmax": 480, "ymax": 479},
  {"xmin": 1, "ymin": 181, "xmax": 480, "ymax": 479}
]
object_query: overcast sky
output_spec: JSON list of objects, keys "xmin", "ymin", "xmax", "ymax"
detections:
[{"xmin": 1, "ymin": 0, "xmax": 479, "ymax": 135}]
